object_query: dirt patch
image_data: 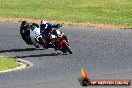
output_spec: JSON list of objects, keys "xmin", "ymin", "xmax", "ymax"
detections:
[{"xmin": 0, "ymin": 17, "xmax": 128, "ymax": 29}]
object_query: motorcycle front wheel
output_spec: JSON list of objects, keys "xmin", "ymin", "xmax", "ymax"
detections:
[{"xmin": 63, "ymin": 43, "xmax": 72, "ymax": 54}]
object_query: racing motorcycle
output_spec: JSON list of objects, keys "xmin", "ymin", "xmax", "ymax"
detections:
[
  {"xmin": 48, "ymin": 28, "xmax": 72, "ymax": 54},
  {"xmin": 20, "ymin": 22, "xmax": 72, "ymax": 54}
]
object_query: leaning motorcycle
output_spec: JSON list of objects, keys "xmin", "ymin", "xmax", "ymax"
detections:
[{"xmin": 48, "ymin": 28, "xmax": 72, "ymax": 54}]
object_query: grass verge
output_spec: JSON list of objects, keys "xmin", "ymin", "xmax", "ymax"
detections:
[
  {"xmin": 0, "ymin": 0, "xmax": 131, "ymax": 28},
  {"xmin": 0, "ymin": 56, "xmax": 18, "ymax": 71}
]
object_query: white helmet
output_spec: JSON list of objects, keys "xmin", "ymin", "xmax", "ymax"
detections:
[
  {"xmin": 40, "ymin": 20, "xmax": 47, "ymax": 25},
  {"xmin": 40, "ymin": 20, "xmax": 48, "ymax": 29}
]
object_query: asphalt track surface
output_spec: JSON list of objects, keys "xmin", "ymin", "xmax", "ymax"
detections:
[{"xmin": 0, "ymin": 21, "xmax": 132, "ymax": 88}]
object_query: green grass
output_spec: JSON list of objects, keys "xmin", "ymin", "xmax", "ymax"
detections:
[
  {"xmin": 0, "ymin": 0, "xmax": 132, "ymax": 26},
  {"xmin": 0, "ymin": 56, "xmax": 18, "ymax": 71}
]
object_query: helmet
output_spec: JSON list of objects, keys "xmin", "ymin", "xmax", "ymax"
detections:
[
  {"xmin": 21, "ymin": 21, "xmax": 28, "ymax": 27},
  {"xmin": 40, "ymin": 20, "xmax": 47, "ymax": 24},
  {"xmin": 21, "ymin": 21, "xmax": 29, "ymax": 30},
  {"xmin": 40, "ymin": 20, "xmax": 47, "ymax": 29}
]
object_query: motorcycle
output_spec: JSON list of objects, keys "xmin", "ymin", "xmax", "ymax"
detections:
[
  {"xmin": 20, "ymin": 22, "xmax": 72, "ymax": 54},
  {"xmin": 48, "ymin": 28, "xmax": 72, "ymax": 54}
]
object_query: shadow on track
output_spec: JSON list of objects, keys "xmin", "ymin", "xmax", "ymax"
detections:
[
  {"xmin": 15, "ymin": 53, "xmax": 61, "ymax": 58},
  {"xmin": 0, "ymin": 48, "xmax": 69, "ymax": 58},
  {"xmin": 0, "ymin": 48, "xmax": 44, "ymax": 53}
]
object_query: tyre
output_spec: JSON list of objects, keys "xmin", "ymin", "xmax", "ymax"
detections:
[{"xmin": 64, "ymin": 44, "xmax": 72, "ymax": 54}]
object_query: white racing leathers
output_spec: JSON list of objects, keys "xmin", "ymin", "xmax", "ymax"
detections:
[{"xmin": 30, "ymin": 27, "xmax": 42, "ymax": 48}]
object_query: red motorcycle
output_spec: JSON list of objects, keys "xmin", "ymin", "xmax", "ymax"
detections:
[{"xmin": 49, "ymin": 28, "xmax": 72, "ymax": 54}]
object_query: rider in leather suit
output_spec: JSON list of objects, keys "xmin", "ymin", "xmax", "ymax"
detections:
[
  {"xmin": 20, "ymin": 21, "xmax": 46, "ymax": 48},
  {"xmin": 20, "ymin": 21, "xmax": 33, "ymax": 45},
  {"xmin": 40, "ymin": 20, "xmax": 62, "ymax": 48}
]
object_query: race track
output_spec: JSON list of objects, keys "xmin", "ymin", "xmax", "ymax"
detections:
[{"xmin": 0, "ymin": 21, "xmax": 132, "ymax": 88}]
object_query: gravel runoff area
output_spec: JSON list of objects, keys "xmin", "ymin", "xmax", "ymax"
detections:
[{"xmin": 0, "ymin": 17, "xmax": 129, "ymax": 29}]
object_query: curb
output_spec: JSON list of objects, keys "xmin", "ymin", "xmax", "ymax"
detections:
[{"xmin": 0, "ymin": 59, "xmax": 33, "ymax": 73}]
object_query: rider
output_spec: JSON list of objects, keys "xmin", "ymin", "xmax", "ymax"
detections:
[
  {"xmin": 20, "ymin": 21, "xmax": 33, "ymax": 45},
  {"xmin": 20, "ymin": 21, "xmax": 46, "ymax": 48},
  {"xmin": 40, "ymin": 20, "xmax": 62, "ymax": 48}
]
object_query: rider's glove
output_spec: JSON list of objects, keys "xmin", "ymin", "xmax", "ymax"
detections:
[{"xmin": 57, "ymin": 24, "xmax": 62, "ymax": 28}]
